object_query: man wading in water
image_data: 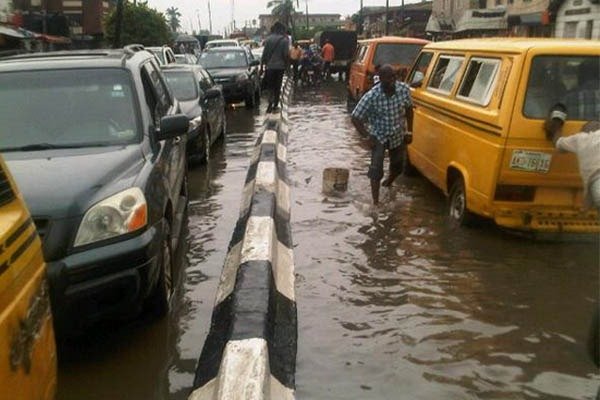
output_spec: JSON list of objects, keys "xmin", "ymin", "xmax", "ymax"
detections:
[{"xmin": 351, "ymin": 64, "xmax": 413, "ymax": 205}]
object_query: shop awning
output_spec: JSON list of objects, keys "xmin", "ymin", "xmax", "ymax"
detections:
[
  {"xmin": 0, "ymin": 25, "xmax": 26, "ymax": 39},
  {"xmin": 455, "ymin": 9, "xmax": 507, "ymax": 32}
]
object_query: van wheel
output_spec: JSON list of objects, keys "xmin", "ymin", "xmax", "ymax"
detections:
[
  {"xmin": 448, "ymin": 177, "xmax": 477, "ymax": 227},
  {"xmin": 148, "ymin": 220, "xmax": 173, "ymax": 317}
]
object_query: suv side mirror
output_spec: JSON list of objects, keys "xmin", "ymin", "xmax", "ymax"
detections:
[
  {"xmin": 202, "ymin": 88, "xmax": 221, "ymax": 103},
  {"xmin": 249, "ymin": 60, "xmax": 260, "ymax": 67},
  {"xmin": 157, "ymin": 114, "xmax": 189, "ymax": 140}
]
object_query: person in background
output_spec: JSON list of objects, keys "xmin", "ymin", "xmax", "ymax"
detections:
[
  {"xmin": 289, "ymin": 42, "xmax": 303, "ymax": 82},
  {"xmin": 321, "ymin": 39, "xmax": 335, "ymax": 80},
  {"xmin": 545, "ymin": 104, "xmax": 600, "ymax": 212},
  {"xmin": 351, "ymin": 65, "xmax": 413, "ymax": 206},
  {"xmin": 261, "ymin": 22, "xmax": 289, "ymax": 113}
]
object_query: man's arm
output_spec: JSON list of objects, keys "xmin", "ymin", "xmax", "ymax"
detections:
[{"xmin": 351, "ymin": 116, "xmax": 370, "ymax": 138}]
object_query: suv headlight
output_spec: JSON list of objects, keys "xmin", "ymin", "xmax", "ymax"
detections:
[
  {"xmin": 236, "ymin": 74, "xmax": 249, "ymax": 83},
  {"xmin": 74, "ymin": 188, "xmax": 147, "ymax": 247},
  {"xmin": 189, "ymin": 115, "xmax": 203, "ymax": 131}
]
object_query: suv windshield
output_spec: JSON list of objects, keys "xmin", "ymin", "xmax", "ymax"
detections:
[
  {"xmin": 373, "ymin": 43, "xmax": 424, "ymax": 66},
  {"xmin": 523, "ymin": 55, "xmax": 599, "ymax": 120},
  {"xmin": 0, "ymin": 68, "xmax": 139, "ymax": 151},
  {"xmin": 163, "ymin": 71, "xmax": 199, "ymax": 101},
  {"xmin": 199, "ymin": 51, "xmax": 247, "ymax": 69}
]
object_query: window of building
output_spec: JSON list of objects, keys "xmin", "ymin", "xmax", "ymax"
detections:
[
  {"xmin": 428, "ymin": 55, "xmax": 465, "ymax": 94},
  {"xmin": 564, "ymin": 21, "xmax": 578, "ymax": 38},
  {"xmin": 584, "ymin": 20, "xmax": 593, "ymax": 39},
  {"xmin": 457, "ymin": 58, "xmax": 500, "ymax": 106}
]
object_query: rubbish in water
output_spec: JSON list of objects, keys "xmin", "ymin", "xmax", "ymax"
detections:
[{"xmin": 323, "ymin": 167, "xmax": 349, "ymax": 194}]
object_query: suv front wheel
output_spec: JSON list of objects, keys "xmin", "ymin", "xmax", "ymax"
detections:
[{"xmin": 147, "ymin": 219, "xmax": 173, "ymax": 316}]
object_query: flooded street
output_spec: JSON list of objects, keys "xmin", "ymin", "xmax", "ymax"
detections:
[
  {"xmin": 290, "ymin": 82, "xmax": 599, "ymax": 399},
  {"xmin": 55, "ymin": 82, "xmax": 599, "ymax": 400}
]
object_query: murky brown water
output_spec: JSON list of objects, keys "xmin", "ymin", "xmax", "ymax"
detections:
[
  {"xmin": 56, "ymin": 83, "xmax": 599, "ymax": 400},
  {"xmin": 290, "ymin": 82, "xmax": 600, "ymax": 399}
]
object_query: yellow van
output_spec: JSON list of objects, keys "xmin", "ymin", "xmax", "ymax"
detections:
[
  {"xmin": 0, "ymin": 155, "xmax": 56, "ymax": 399},
  {"xmin": 406, "ymin": 38, "xmax": 600, "ymax": 235}
]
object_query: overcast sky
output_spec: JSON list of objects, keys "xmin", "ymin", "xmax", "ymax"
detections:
[{"xmin": 146, "ymin": 0, "xmax": 416, "ymax": 35}]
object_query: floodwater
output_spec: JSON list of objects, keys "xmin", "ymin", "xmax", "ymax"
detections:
[
  {"xmin": 55, "ymin": 82, "xmax": 599, "ymax": 400},
  {"xmin": 290, "ymin": 82, "xmax": 600, "ymax": 399}
]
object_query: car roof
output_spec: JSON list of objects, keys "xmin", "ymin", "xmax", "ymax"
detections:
[
  {"xmin": 207, "ymin": 39, "xmax": 238, "ymax": 43},
  {"xmin": 358, "ymin": 36, "xmax": 430, "ymax": 45},
  {"xmin": 0, "ymin": 48, "xmax": 153, "ymax": 72},
  {"xmin": 204, "ymin": 46, "xmax": 245, "ymax": 52},
  {"xmin": 424, "ymin": 38, "xmax": 600, "ymax": 54},
  {"xmin": 161, "ymin": 64, "xmax": 205, "ymax": 73}
]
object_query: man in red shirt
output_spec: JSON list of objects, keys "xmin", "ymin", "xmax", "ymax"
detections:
[{"xmin": 321, "ymin": 39, "xmax": 335, "ymax": 80}]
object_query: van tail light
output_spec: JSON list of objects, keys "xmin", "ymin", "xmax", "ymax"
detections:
[{"xmin": 494, "ymin": 185, "xmax": 535, "ymax": 202}]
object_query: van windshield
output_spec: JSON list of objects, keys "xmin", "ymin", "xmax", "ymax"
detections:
[
  {"xmin": 373, "ymin": 43, "xmax": 424, "ymax": 66},
  {"xmin": 0, "ymin": 68, "xmax": 139, "ymax": 151},
  {"xmin": 523, "ymin": 55, "xmax": 599, "ymax": 120}
]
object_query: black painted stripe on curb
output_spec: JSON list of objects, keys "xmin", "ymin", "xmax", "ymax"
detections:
[
  {"xmin": 193, "ymin": 260, "xmax": 297, "ymax": 389},
  {"xmin": 276, "ymin": 156, "xmax": 289, "ymax": 185},
  {"xmin": 245, "ymin": 158, "xmax": 260, "ymax": 185},
  {"xmin": 228, "ymin": 209, "xmax": 251, "ymax": 251},
  {"xmin": 260, "ymin": 143, "xmax": 276, "ymax": 163},
  {"xmin": 248, "ymin": 191, "xmax": 291, "ymax": 247}
]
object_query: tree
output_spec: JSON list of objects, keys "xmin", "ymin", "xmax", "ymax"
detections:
[
  {"xmin": 104, "ymin": 2, "xmax": 171, "ymax": 47},
  {"xmin": 267, "ymin": 0, "xmax": 299, "ymax": 33},
  {"xmin": 165, "ymin": 6, "xmax": 181, "ymax": 32}
]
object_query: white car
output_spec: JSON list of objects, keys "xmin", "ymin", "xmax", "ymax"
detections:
[
  {"xmin": 146, "ymin": 46, "xmax": 177, "ymax": 66},
  {"xmin": 204, "ymin": 39, "xmax": 240, "ymax": 50},
  {"xmin": 251, "ymin": 47, "xmax": 264, "ymax": 61}
]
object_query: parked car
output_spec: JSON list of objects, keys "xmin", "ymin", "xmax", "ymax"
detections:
[
  {"xmin": 175, "ymin": 53, "xmax": 198, "ymax": 65},
  {"xmin": 162, "ymin": 64, "xmax": 226, "ymax": 162},
  {"xmin": 147, "ymin": 45, "xmax": 177, "ymax": 66},
  {"xmin": 0, "ymin": 154, "xmax": 57, "ymax": 400},
  {"xmin": 204, "ymin": 39, "xmax": 240, "ymax": 50},
  {"xmin": 405, "ymin": 38, "xmax": 600, "ymax": 235},
  {"xmin": 197, "ymin": 47, "xmax": 261, "ymax": 109},
  {"xmin": 348, "ymin": 36, "xmax": 429, "ymax": 102},
  {"xmin": 0, "ymin": 45, "xmax": 190, "ymax": 334}
]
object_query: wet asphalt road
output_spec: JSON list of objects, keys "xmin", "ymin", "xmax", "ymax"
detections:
[{"xmin": 57, "ymin": 82, "xmax": 599, "ymax": 400}]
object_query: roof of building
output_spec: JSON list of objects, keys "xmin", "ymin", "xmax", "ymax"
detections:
[{"xmin": 424, "ymin": 38, "xmax": 600, "ymax": 53}]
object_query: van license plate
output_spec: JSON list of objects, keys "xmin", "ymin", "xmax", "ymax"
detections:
[{"xmin": 510, "ymin": 150, "xmax": 552, "ymax": 173}]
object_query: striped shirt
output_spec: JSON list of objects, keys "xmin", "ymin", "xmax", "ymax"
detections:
[{"xmin": 351, "ymin": 81, "xmax": 412, "ymax": 149}]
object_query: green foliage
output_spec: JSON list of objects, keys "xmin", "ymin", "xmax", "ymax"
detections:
[
  {"xmin": 104, "ymin": 2, "xmax": 171, "ymax": 47},
  {"xmin": 165, "ymin": 6, "xmax": 182, "ymax": 32},
  {"xmin": 267, "ymin": 0, "xmax": 298, "ymax": 31}
]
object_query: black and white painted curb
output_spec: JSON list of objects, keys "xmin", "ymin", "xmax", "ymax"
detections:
[{"xmin": 190, "ymin": 76, "xmax": 296, "ymax": 400}]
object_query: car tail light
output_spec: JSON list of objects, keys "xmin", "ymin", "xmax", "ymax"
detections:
[{"xmin": 494, "ymin": 185, "xmax": 535, "ymax": 202}]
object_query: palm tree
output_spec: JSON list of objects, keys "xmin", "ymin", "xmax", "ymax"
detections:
[
  {"xmin": 267, "ymin": 0, "xmax": 299, "ymax": 33},
  {"xmin": 165, "ymin": 6, "xmax": 182, "ymax": 32}
]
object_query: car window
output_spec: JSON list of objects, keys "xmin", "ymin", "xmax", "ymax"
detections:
[
  {"xmin": 428, "ymin": 55, "xmax": 465, "ymax": 94},
  {"xmin": 198, "ymin": 70, "xmax": 212, "ymax": 92},
  {"xmin": 356, "ymin": 45, "xmax": 367, "ymax": 63},
  {"xmin": 143, "ymin": 64, "xmax": 171, "ymax": 123},
  {"xmin": 163, "ymin": 71, "xmax": 199, "ymax": 102},
  {"xmin": 141, "ymin": 66, "xmax": 160, "ymax": 126},
  {"xmin": 373, "ymin": 43, "xmax": 424, "ymax": 66},
  {"xmin": 457, "ymin": 57, "xmax": 500, "ymax": 106},
  {"xmin": 166, "ymin": 49, "xmax": 176, "ymax": 64},
  {"xmin": 523, "ymin": 55, "xmax": 599, "ymax": 120},
  {"xmin": 408, "ymin": 51, "xmax": 433, "ymax": 86},
  {"xmin": 199, "ymin": 51, "xmax": 248, "ymax": 69},
  {"xmin": 0, "ymin": 68, "xmax": 139, "ymax": 150}
]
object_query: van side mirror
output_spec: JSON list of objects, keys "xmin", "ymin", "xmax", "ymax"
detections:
[
  {"xmin": 156, "ymin": 114, "xmax": 189, "ymax": 140},
  {"xmin": 410, "ymin": 71, "xmax": 424, "ymax": 88}
]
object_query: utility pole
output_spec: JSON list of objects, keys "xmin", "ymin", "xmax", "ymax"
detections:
[
  {"xmin": 41, "ymin": 0, "xmax": 47, "ymax": 35},
  {"xmin": 400, "ymin": 0, "xmax": 405, "ymax": 33},
  {"xmin": 114, "ymin": 0, "xmax": 124, "ymax": 48},
  {"xmin": 208, "ymin": 0, "xmax": 213, "ymax": 34},
  {"xmin": 359, "ymin": 0, "xmax": 363, "ymax": 34},
  {"xmin": 385, "ymin": 0, "xmax": 389, "ymax": 36},
  {"xmin": 305, "ymin": 0, "xmax": 309, "ymax": 29}
]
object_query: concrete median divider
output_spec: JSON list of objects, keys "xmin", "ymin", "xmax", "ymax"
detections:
[{"xmin": 190, "ymin": 76, "xmax": 296, "ymax": 400}]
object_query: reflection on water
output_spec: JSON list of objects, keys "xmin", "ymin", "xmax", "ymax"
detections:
[
  {"xmin": 57, "ymin": 107, "xmax": 264, "ymax": 400},
  {"xmin": 290, "ymin": 82, "xmax": 599, "ymax": 400}
]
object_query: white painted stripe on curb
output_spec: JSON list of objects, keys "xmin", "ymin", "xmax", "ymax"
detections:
[
  {"xmin": 188, "ymin": 377, "xmax": 218, "ymax": 399},
  {"xmin": 256, "ymin": 161, "xmax": 277, "ymax": 192},
  {"xmin": 240, "ymin": 216, "xmax": 274, "ymax": 264},
  {"xmin": 275, "ymin": 240, "xmax": 295, "ymax": 301},
  {"xmin": 215, "ymin": 241, "xmax": 243, "ymax": 305},
  {"xmin": 189, "ymin": 373, "xmax": 294, "ymax": 400},
  {"xmin": 216, "ymin": 339, "xmax": 270, "ymax": 400},
  {"xmin": 270, "ymin": 375, "xmax": 295, "ymax": 400},
  {"xmin": 277, "ymin": 180, "xmax": 291, "ymax": 216},
  {"xmin": 277, "ymin": 143, "xmax": 287, "ymax": 162},
  {"xmin": 262, "ymin": 130, "xmax": 278, "ymax": 145}
]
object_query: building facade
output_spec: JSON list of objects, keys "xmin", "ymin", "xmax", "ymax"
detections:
[
  {"xmin": 426, "ymin": 0, "xmax": 508, "ymax": 39},
  {"xmin": 258, "ymin": 13, "xmax": 343, "ymax": 30},
  {"xmin": 555, "ymin": 0, "xmax": 599, "ymax": 39},
  {"xmin": 361, "ymin": 2, "xmax": 433, "ymax": 38}
]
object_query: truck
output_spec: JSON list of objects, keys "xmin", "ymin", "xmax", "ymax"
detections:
[{"xmin": 314, "ymin": 30, "xmax": 358, "ymax": 81}]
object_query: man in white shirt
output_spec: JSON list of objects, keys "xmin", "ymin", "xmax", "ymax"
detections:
[{"xmin": 546, "ymin": 109, "xmax": 600, "ymax": 211}]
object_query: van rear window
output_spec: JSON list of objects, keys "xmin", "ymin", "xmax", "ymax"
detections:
[
  {"xmin": 373, "ymin": 43, "xmax": 423, "ymax": 67},
  {"xmin": 523, "ymin": 55, "xmax": 599, "ymax": 120}
]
